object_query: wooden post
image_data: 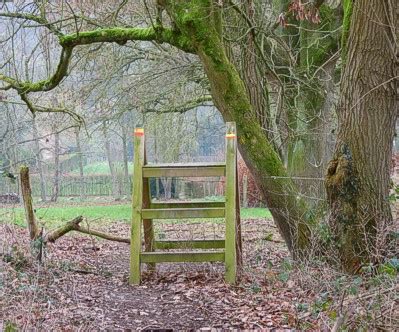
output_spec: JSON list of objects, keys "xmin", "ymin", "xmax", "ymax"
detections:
[
  {"xmin": 225, "ymin": 122, "xmax": 237, "ymax": 284},
  {"xmin": 20, "ymin": 166, "xmax": 43, "ymax": 261},
  {"xmin": 130, "ymin": 127, "xmax": 145, "ymax": 285},
  {"xmin": 20, "ymin": 166, "xmax": 38, "ymax": 240}
]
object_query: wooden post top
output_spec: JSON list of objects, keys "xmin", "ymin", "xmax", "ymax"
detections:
[
  {"xmin": 225, "ymin": 122, "xmax": 237, "ymax": 139},
  {"xmin": 134, "ymin": 128, "xmax": 144, "ymax": 136}
]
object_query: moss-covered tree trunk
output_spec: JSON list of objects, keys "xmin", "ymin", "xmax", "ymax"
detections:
[
  {"xmin": 286, "ymin": 4, "xmax": 340, "ymax": 208},
  {"xmin": 325, "ymin": 0, "xmax": 397, "ymax": 272},
  {"xmin": 166, "ymin": 0, "xmax": 311, "ymax": 254}
]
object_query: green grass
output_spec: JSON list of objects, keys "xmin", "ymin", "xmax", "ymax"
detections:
[
  {"xmin": 0, "ymin": 204, "xmax": 271, "ymax": 229},
  {"xmin": 69, "ymin": 162, "xmax": 132, "ymax": 175}
]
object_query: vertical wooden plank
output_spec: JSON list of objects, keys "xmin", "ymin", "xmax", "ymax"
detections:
[
  {"xmin": 130, "ymin": 127, "xmax": 144, "ymax": 285},
  {"xmin": 225, "ymin": 122, "xmax": 237, "ymax": 284},
  {"xmin": 143, "ymin": 148, "xmax": 155, "ymax": 271}
]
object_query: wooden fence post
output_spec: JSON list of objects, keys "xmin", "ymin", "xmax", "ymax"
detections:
[
  {"xmin": 20, "ymin": 166, "xmax": 38, "ymax": 240},
  {"xmin": 225, "ymin": 122, "xmax": 237, "ymax": 284},
  {"xmin": 130, "ymin": 128, "xmax": 145, "ymax": 285}
]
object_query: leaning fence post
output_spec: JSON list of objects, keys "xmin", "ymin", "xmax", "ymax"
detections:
[{"xmin": 20, "ymin": 166, "xmax": 38, "ymax": 240}]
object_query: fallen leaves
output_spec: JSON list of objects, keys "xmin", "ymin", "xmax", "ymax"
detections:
[{"xmin": 0, "ymin": 218, "xmax": 319, "ymax": 330}]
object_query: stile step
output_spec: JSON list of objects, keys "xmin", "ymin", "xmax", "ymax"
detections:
[
  {"xmin": 150, "ymin": 201, "xmax": 225, "ymax": 209},
  {"xmin": 141, "ymin": 207, "xmax": 225, "ymax": 219},
  {"xmin": 140, "ymin": 250, "xmax": 225, "ymax": 263},
  {"xmin": 154, "ymin": 239, "xmax": 225, "ymax": 250},
  {"xmin": 142, "ymin": 162, "xmax": 225, "ymax": 178}
]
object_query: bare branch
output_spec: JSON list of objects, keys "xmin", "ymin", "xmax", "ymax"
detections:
[{"xmin": 0, "ymin": 12, "xmax": 63, "ymax": 36}]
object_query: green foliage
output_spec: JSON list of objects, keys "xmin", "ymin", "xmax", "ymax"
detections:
[
  {"xmin": 311, "ymin": 292, "xmax": 332, "ymax": 314},
  {"xmin": 378, "ymin": 258, "xmax": 399, "ymax": 276},
  {"xmin": 388, "ymin": 184, "xmax": 399, "ymax": 201},
  {"xmin": 278, "ymin": 258, "xmax": 293, "ymax": 283},
  {"xmin": 4, "ymin": 322, "xmax": 18, "ymax": 332},
  {"xmin": 316, "ymin": 222, "xmax": 333, "ymax": 245},
  {"xmin": 263, "ymin": 232, "xmax": 274, "ymax": 241},
  {"xmin": 250, "ymin": 282, "xmax": 261, "ymax": 293}
]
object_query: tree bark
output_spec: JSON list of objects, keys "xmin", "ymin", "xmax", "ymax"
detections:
[
  {"xmin": 242, "ymin": 0, "xmax": 269, "ymax": 132},
  {"xmin": 325, "ymin": 0, "xmax": 397, "ymax": 272}
]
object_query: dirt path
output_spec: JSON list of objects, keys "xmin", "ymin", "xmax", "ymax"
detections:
[{"xmin": 0, "ymin": 219, "xmax": 317, "ymax": 330}]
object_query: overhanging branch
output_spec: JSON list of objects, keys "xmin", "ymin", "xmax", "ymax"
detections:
[
  {"xmin": 59, "ymin": 26, "xmax": 194, "ymax": 53},
  {"xmin": 0, "ymin": 12, "xmax": 195, "ymax": 115}
]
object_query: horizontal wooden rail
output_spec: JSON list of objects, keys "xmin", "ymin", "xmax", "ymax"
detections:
[
  {"xmin": 154, "ymin": 239, "xmax": 225, "ymax": 250},
  {"xmin": 150, "ymin": 201, "xmax": 225, "ymax": 209},
  {"xmin": 140, "ymin": 250, "xmax": 225, "ymax": 263},
  {"xmin": 141, "ymin": 207, "xmax": 225, "ymax": 219},
  {"xmin": 142, "ymin": 162, "xmax": 225, "ymax": 178}
]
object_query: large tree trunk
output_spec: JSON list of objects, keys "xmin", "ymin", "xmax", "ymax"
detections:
[
  {"xmin": 166, "ymin": 1, "xmax": 311, "ymax": 254},
  {"xmin": 286, "ymin": 4, "xmax": 341, "ymax": 207},
  {"xmin": 242, "ymin": 0, "xmax": 269, "ymax": 132},
  {"xmin": 325, "ymin": 0, "xmax": 397, "ymax": 272}
]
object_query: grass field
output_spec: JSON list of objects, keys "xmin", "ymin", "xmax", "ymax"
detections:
[
  {"xmin": 0, "ymin": 204, "xmax": 272, "ymax": 229},
  {"xmin": 69, "ymin": 162, "xmax": 132, "ymax": 175}
]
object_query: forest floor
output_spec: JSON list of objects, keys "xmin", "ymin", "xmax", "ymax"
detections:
[{"xmin": 0, "ymin": 204, "xmax": 398, "ymax": 330}]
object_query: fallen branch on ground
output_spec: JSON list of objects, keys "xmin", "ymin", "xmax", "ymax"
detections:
[{"xmin": 44, "ymin": 216, "xmax": 130, "ymax": 244}]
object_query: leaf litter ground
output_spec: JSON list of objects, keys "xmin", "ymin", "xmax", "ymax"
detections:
[{"xmin": 0, "ymin": 217, "xmax": 341, "ymax": 330}]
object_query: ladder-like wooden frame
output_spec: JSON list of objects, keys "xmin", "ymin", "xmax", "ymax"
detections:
[{"xmin": 129, "ymin": 122, "xmax": 241, "ymax": 284}]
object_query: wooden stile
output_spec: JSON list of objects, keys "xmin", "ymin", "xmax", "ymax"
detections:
[{"xmin": 129, "ymin": 122, "xmax": 240, "ymax": 285}]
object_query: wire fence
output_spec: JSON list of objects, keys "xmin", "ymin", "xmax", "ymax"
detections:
[{"xmin": 0, "ymin": 173, "xmax": 266, "ymax": 207}]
